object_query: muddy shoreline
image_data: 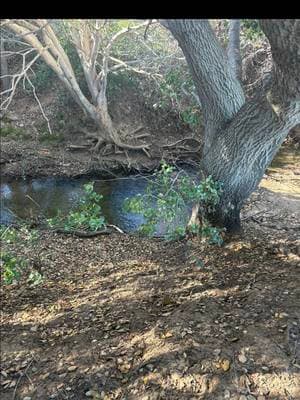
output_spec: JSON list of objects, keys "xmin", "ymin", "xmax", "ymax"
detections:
[{"xmin": 0, "ymin": 138, "xmax": 202, "ymax": 182}]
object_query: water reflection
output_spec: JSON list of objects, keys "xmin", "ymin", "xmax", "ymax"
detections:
[{"xmin": 0, "ymin": 176, "xmax": 152, "ymax": 232}]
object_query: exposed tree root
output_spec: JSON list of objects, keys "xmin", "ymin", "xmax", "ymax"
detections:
[
  {"xmin": 52, "ymin": 228, "xmax": 111, "ymax": 237},
  {"xmin": 163, "ymin": 137, "xmax": 202, "ymax": 148},
  {"xmin": 79, "ymin": 126, "xmax": 150, "ymax": 154}
]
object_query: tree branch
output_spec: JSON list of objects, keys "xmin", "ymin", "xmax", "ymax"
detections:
[{"xmin": 164, "ymin": 19, "xmax": 245, "ymax": 135}]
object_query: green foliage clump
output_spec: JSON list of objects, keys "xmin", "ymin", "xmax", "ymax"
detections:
[
  {"xmin": 38, "ymin": 131, "xmax": 64, "ymax": 144},
  {"xmin": 0, "ymin": 124, "xmax": 28, "ymax": 138},
  {"xmin": 123, "ymin": 162, "xmax": 223, "ymax": 243},
  {"xmin": 155, "ymin": 69, "xmax": 201, "ymax": 129},
  {"xmin": 107, "ymin": 71, "xmax": 139, "ymax": 98},
  {"xmin": 0, "ymin": 251, "xmax": 27, "ymax": 284},
  {"xmin": 0, "ymin": 226, "xmax": 42, "ymax": 285},
  {"xmin": 242, "ymin": 20, "xmax": 264, "ymax": 41},
  {"xmin": 26, "ymin": 60, "xmax": 57, "ymax": 92},
  {"xmin": 48, "ymin": 182, "xmax": 106, "ymax": 232}
]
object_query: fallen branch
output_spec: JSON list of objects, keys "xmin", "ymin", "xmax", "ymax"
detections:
[
  {"xmin": 67, "ymin": 144, "xmax": 90, "ymax": 151},
  {"xmin": 52, "ymin": 228, "xmax": 111, "ymax": 237},
  {"xmin": 107, "ymin": 224, "xmax": 125, "ymax": 233}
]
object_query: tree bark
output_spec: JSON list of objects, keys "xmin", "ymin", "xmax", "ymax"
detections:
[{"xmin": 165, "ymin": 19, "xmax": 300, "ymax": 233}]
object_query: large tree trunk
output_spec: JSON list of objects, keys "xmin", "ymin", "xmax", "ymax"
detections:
[
  {"xmin": 202, "ymin": 98, "xmax": 299, "ymax": 232},
  {"xmin": 165, "ymin": 19, "xmax": 300, "ymax": 233}
]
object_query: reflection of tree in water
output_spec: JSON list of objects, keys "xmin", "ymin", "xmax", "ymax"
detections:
[
  {"xmin": 107, "ymin": 176, "xmax": 148, "ymax": 232},
  {"xmin": 0, "ymin": 174, "xmax": 194, "ymax": 232}
]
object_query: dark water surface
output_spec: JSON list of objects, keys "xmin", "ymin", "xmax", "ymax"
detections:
[
  {"xmin": 0, "ymin": 173, "xmax": 193, "ymax": 234},
  {"xmin": 0, "ymin": 176, "xmax": 151, "ymax": 232}
]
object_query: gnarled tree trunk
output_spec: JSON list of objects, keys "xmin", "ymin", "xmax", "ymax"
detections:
[{"xmin": 165, "ymin": 19, "xmax": 300, "ymax": 233}]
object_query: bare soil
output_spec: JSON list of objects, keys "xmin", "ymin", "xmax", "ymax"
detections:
[
  {"xmin": 1, "ymin": 84, "xmax": 201, "ymax": 180},
  {"xmin": 1, "ymin": 154, "xmax": 300, "ymax": 400}
]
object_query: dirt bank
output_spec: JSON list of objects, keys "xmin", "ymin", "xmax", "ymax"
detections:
[{"xmin": 1, "ymin": 83, "xmax": 201, "ymax": 180}]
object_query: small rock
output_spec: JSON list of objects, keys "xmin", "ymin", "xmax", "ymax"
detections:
[
  {"xmin": 220, "ymin": 359, "xmax": 231, "ymax": 372},
  {"xmin": 238, "ymin": 353, "xmax": 247, "ymax": 364},
  {"xmin": 23, "ymin": 397, "xmax": 32, "ymax": 400},
  {"xmin": 30, "ymin": 326, "xmax": 38, "ymax": 332},
  {"xmin": 68, "ymin": 365, "xmax": 77, "ymax": 372},
  {"xmin": 257, "ymin": 396, "xmax": 265, "ymax": 400},
  {"xmin": 224, "ymin": 389, "xmax": 231, "ymax": 399},
  {"xmin": 239, "ymin": 396, "xmax": 247, "ymax": 400},
  {"xmin": 146, "ymin": 363, "xmax": 154, "ymax": 371},
  {"xmin": 247, "ymin": 396, "xmax": 256, "ymax": 400},
  {"xmin": 261, "ymin": 366, "xmax": 269, "ymax": 372},
  {"xmin": 214, "ymin": 348, "xmax": 222, "ymax": 356},
  {"xmin": 85, "ymin": 390, "xmax": 99, "ymax": 398}
]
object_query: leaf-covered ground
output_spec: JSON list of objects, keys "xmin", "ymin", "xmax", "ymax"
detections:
[
  {"xmin": 1, "ymin": 145, "xmax": 300, "ymax": 400},
  {"xmin": 1, "ymin": 212, "xmax": 299, "ymax": 400}
]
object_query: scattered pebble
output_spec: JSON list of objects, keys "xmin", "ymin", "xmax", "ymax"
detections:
[
  {"xmin": 67, "ymin": 365, "xmax": 77, "ymax": 372},
  {"xmin": 238, "ymin": 353, "xmax": 247, "ymax": 363}
]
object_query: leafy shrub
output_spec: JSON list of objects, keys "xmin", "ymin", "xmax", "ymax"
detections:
[
  {"xmin": 242, "ymin": 20, "xmax": 264, "ymax": 41},
  {"xmin": 26, "ymin": 60, "xmax": 57, "ymax": 92},
  {"xmin": 152, "ymin": 68, "xmax": 201, "ymax": 129},
  {"xmin": 38, "ymin": 131, "xmax": 64, "ymax": 144},
  {"xmin": 0, "ymin": 124, "xmax": 28, "ymax": 138},
  {"xmin": 48, "ymin": 182, "xmax": 106, "ymax": 231},
  {"xmin": 0, "ymin": 226, "xmax": 42, "ymax": 285},
  {"xmin": 0, "ymin": 251, "xmax": 27, "ymax": 284},
  {"xmin": 123, "ymin": 162, "xmax": 223, "ymax": 243},
  {"xmin": 0, "ymin": 225, "xmax": 39, "ymax": 244}
]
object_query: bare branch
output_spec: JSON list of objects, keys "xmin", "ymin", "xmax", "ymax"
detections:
[{"xmin": 26, "ymin": 76, "xmax": 53, "ymax": 134}]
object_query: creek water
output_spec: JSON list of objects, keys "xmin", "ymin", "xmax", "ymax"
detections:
[
  {"xmin": 1, "ymin": 146, "xmax": 297, "ymax": 233},
  {"xmin": 0, "ymin": 174, "xmax": 192, "ymax": 234}
]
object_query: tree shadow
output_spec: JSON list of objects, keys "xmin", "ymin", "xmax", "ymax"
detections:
[{"xmin": 1, "ymin": 229, "xmax": 299, "ymax": 399}]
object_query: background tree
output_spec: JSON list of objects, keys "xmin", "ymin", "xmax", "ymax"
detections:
[
  {"xmin": 0, "ymin": 19, "xmax": 165, "ymax": 153},
  {"xmin": 163, "ymin": 19, "xmax": 300, "ymax": 232}
]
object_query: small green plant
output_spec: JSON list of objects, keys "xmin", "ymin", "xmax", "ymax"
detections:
[
  {"xmin": 38, "ymin": 131, "xmax": 64, "ymax": 144},
  {"xmin": 0, "ymin": 125, "xmax": 27, "ymax": 138},
  {"xmin": 0, "ymin": 226, "xmax": 19, "ymax": 243},
  {"xmin": 0, "ymin": 225, "xmax": 39, "ymax": 244},
  {"xmin": 180, "ymin": 106, "xmax": 201, "ymax": 128},
  {"xmin": 0, "ymin": 251, "xmax": 27, "ymax": 284},
  {"xmin": 0, "ymin": 225, "xmax": 43, "ymax": 285},
  {"xmin": 123, "ymin": 162, "xmax": 223, "ymax": 243},
  {"xmin": 242, "ymin": 20, "xmax": 264, "ymax": 41},
  {"xmin": 48, "ymin": 182, "xmax": 106, "ymax": 231}
]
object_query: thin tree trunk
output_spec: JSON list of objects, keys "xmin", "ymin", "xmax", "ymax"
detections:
[
  {"xmin": 227, "ymin": 19, "xmax": 242, "ymax": 81},
  {"xmin": 0, "ymin": 40, "xmax": 10, "ymax": 92}
]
